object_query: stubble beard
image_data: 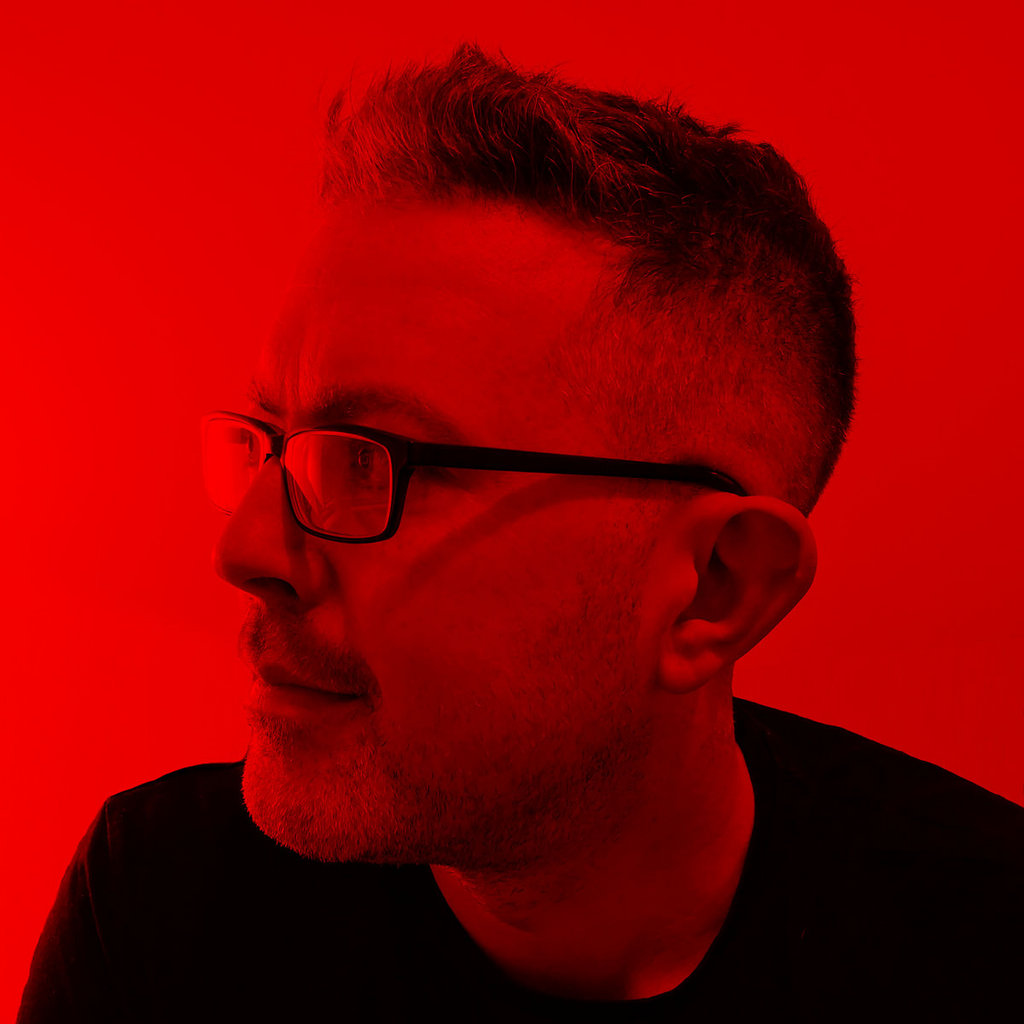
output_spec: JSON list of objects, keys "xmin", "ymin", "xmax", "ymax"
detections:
[
  {"xmin": 241, "ymin": 692, "xmax": 654, "ymax": 875},
  {"xmin": 238, "ymin": 565, "xmax": 655, "ymax": 873}
]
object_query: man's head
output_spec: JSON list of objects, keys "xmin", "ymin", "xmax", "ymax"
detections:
[
  {"xmin": 321, "ymin": 44, "xmax": 856, "ymax": 514},
  {"xmin": 213, "ymin": 46, "xmax": 853, "ymax": 869}
]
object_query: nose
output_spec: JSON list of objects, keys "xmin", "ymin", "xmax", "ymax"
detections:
[{"xmin": 212, "ymin": 456, "xmax": 317, "ymax": 604}]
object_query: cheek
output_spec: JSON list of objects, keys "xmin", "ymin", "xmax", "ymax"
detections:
[{"xmin": 363, "ymin": 502, "xmax": 638, "ymax": 737}]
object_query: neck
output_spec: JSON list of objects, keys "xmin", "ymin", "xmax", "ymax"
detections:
[{"xmin": 430, "ymin": 684, "xmax": 754, "ymax": 1001}]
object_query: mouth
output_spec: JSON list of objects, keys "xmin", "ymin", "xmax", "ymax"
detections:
[
  {"xmin": 248, "ymin": 662, "xmax": 374, "ymax": 720},
  {"xmin": 255, "ymin": 662, "xmax": 368, "ymax": 700}
]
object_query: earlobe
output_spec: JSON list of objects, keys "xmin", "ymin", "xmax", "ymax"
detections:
[{"xmin": 657, "ymin": 495, "xmax": 817, "ymax": 694}]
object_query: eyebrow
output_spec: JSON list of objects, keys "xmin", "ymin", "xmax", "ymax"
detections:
[{"xmin": 246, "ymin": 380, "xmax": 470, "ymax": 444}]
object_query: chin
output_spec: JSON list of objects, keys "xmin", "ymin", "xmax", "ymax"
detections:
[
  {"xmin": 241, "ymin": 727, "xmax": 381, "ymax": 863},
  {"xmin": 239, "ymin": 708, "xmax": 646, "ymax": 873}
]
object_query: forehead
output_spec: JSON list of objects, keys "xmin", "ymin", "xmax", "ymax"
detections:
[{"xmin": 250, "ymin": 198, "xmax": 616, "ymax": 446}]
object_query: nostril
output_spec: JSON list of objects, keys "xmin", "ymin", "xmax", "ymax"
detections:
[
  {"xmin": 247, "ymin": 578, "xmax": 299, "ymax": 601},
  {"xmin": 218, "ymin": 573, "xmax": 299, "ymax": 603}
]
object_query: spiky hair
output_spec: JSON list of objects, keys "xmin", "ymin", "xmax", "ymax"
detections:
[{"xmin": 319, "ymin": 44, "xmax": 856, "ymax": 512}]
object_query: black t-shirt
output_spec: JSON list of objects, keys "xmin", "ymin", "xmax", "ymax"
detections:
[{"xmin": 18, "ymin": 699, "xmax": 1024, "ymax": 1022}]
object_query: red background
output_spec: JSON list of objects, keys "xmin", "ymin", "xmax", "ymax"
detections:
[{"xmin": 3, "ymin": 1, "xmax": 1021, "ymax": 1013}]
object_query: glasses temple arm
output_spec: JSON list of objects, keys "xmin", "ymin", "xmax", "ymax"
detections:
[{"xmin": 406, "ymin": 441, "xmax": 747, "ymax": 496}]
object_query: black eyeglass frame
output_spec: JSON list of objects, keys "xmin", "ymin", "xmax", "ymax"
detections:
[{"xmin": 202, "ymin": 410, "xmax": 748, "ymax": 543}]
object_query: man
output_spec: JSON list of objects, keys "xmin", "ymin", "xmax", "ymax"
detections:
[{"xmin": 19, "ymin": 45, "xmax": 1023, "ymax": 1022}]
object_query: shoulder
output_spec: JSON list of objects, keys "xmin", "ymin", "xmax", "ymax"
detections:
[
  {"xmin": 29, "ymin": 763, "xmax": 437, "ymax": 1022},
  {"xmin": 734, "ymin": 700, "xmax": 1023, "ymax": 1015},
  {"xmin": 735, "ymin": 699, "xmax": 1023, "ymax": 999},
  {"xmin": 86, "ymin": 760, "xmax": 428, "ymax": 910},
  {"xmin": 84, "ymin": 761, "xmax": 260, "ymax": 874},
  {"xmin": 735, "ymin": 697, "xmax": 1024, "ymax": 866},
  {"xmin": 100, "ymin": 760, "xmax": 248, "ymax": 836},
  {"xmin": 81, "ymin": 763, "xmax": 429, "ymax": 977}
]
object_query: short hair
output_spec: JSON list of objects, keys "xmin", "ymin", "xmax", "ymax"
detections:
[{"xmin": 320, "ymin": 44, "xmax": 856, "ymax": 513}]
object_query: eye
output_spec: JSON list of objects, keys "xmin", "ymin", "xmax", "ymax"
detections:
[{"xmin": 224, "ymin": 426, "xmax": 262, "ymax": 465}]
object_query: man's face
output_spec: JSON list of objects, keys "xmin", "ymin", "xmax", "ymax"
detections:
[{"xmin": 216, "ymin": 198, "xmax": 662, "ymax": 869}]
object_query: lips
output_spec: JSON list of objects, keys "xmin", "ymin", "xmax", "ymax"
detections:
[{"xmin": 255, "ymin": 662, "xmax": 366, "ymax": 699}]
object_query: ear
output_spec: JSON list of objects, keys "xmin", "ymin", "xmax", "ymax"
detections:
[{"xmin": 648, "ymin": 493, "xmax": 817, "ymax": 694}]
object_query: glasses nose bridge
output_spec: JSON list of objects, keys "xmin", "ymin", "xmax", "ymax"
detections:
[
  {"xmin": 231, "ymin": 432, "xmax": 301, "ymax": 540},
  {"xmin": 251, "ymin": 432, "xmax": 286, "ymax": 503},
  {"xmin": 265, "ymin": 430, "xmax": 286, "ymax": 463}
]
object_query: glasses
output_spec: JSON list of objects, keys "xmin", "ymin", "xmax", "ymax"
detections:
[{"xmin": 201, "ymin": 410, "xmax": 747, "ymax": 543}]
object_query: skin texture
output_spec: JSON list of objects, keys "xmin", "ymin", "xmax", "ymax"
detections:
[{"xmin": 213, "ymin": 197, "xmax": 817, "ymax": 1000}]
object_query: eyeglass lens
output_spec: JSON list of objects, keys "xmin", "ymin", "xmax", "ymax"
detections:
[
  {"xmin": 202, "ymin": 417, "xmax": 393, "ymax": 539},
  {"xmin": 202, "ymin": 419, "xmax": 266, "ymax": 514}
]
